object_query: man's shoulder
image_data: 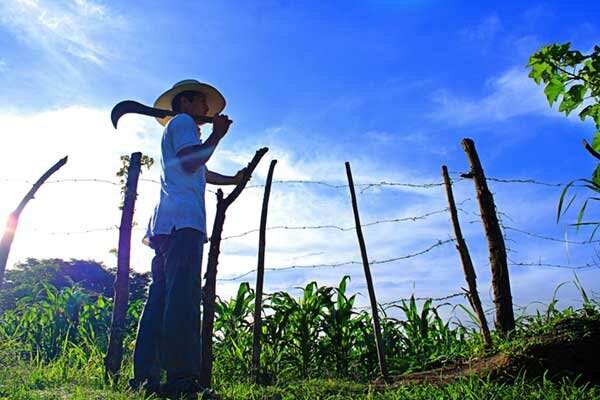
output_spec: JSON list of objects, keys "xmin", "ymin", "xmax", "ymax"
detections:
[{"xmin": 166, "ymin": 113, "xmax": 195, "ymax": 131}]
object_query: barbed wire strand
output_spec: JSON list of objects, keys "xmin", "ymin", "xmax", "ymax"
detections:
[
  {"xmin": 508, "ymin": 261, "xmax": 598, "ymax": 270},
  {"xmin": 2, "ymin": 175, "xmax": 572, "ymax": 190},
  {"xmin": 353, "ymin": 292, "xmax": 467, "ymax": 311},
  {"xmin": 502, "ymin": 225, "xmax": 600, "ymax": 245},
  {"xmin": 220, "ymin": 208, "xmax": 455, "ymax": 240},
  {"xmin": 217, "ymin": 238, "xmax": 454, "ymax": 282},
  {"xmin": 27, "ymin": 203, "xmax": 472, "ymax": 238}
]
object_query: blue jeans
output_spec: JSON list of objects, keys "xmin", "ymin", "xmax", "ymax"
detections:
[{"xmin": 132, "ymin": 228, "xmax": 205, "ymax": 387}]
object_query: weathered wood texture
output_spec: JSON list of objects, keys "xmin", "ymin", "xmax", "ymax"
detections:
[
  {"xmin": 104, "ymin": 152, "xmax": 142, "ymax": 383},
  {"xmin": 345, "ymin": 161, "xmax": 388, "ymax": 377},
  {"xmin": 200, "ymin": 147, "xmax": 269, "ymax": 388},
  {"xmin": 0, "ymin": 156, "xmax": 68, "ymax": 287},
  {"xmin": 461, "ymin": 139, "xmax": 515, "ymax": 336},
  {"xmin": 252, "ymin": 159, "xmax": 277, "ymax": 382},
  {"xmin": 442, "ymin": 165, "xmax": 492, "ymax": 346}
]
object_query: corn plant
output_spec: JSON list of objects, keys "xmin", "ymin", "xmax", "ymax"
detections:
[
  {"xmin": 265, "ymin": 281, "xmax": 333, "ymax": 377},
  {"xmin": 213, "ymin": 282, "xmax": 255, "ymax": 377},
  {"xmin": 385, "ymin": 296, "xmax": 468, "ymax": 371},
  {"xmin": 320, "ymin": 276, "xmax": 368, "ymax": 377}
]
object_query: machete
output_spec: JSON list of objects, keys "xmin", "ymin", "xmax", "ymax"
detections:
[{"xmin": 111, "ymin": 100, "xmax": 213, "ymax": 129}]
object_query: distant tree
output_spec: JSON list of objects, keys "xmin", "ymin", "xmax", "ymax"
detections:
[
  {"xmin": 527, "ymin": 43, "xmax": 600, "ymax": 236},
  {"xmin": 0, "ymin": 258, "xmax": 150, "ymax": 311}
]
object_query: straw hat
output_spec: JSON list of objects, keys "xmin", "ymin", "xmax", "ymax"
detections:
[{"xmin": 153, "ymin": 79, "xmax": 226, "ymax": 126}]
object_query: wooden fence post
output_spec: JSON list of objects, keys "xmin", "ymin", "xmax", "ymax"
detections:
[
  {"xmin": 345, "ymin": 161, "xmax": 388, "ymax": 377},
  {"xmin": 200, "ymin": 148, "xmax": 269, "ymax": 388},
  {"xmin": 0, "ymin": 156, "xmax": 68, "ymax": 288},
  {"xmin": 104, "ymin": 152, "xmax": 142, "ymax": 383},
  {"xmin": 461, "ymin": 139, "xmax": 515, "ymax": 336},
  {"xmin": 441, "ymin": 165, "xmax": 492, "ymax": 346},
  {"xmin": 252, "ymin": 159, "xmax": 277, "ymax": 382}
]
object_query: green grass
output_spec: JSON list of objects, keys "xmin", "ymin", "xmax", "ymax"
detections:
[
  {"xmin": 1, "ymin": 277, "xmax": 600, "ymax": 399},
  {"xmin": 1, "ymin": 355, "xmax": 599, "ymax": 400}
]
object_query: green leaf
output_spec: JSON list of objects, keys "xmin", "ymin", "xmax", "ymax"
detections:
[
  {"xmin": 567, "ymin": 84, "xmax": 587, "ymax": 104},
  {"xmin": 593, "ymin": 164, "xmax": 600, "ymax": 186},
  {"xmin": 588, "ymin": 224, "xmax": 600, "ymax": 242},
  {"xmin": 557, "ymin": 180, "xmax": 577, "ymax": 222},
  {"xmin": 544, "ymin": 77, "xmax": 564, "ymax": 106},
  {"xmin": 592, "ymin": 133, "xmax": 600, "ymax": 153},
  {"xmin": 576, "ymin": 199, "xmax": 589, "ymax": 232},
  {"xmin": 528, "ymin": 62, "xmax": 547, "ymax": 85},
  {"xmin": 558, "ymin": 94, "xmax": 578, "ymax": 115},
  {"xmin": 579, "ymin": 105, "xmax": 595, "ymax": 122}
]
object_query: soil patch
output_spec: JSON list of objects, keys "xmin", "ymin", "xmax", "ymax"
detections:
[{"xmin": 374, "ymin": 315, "xmax": 600, "ymax": 390}]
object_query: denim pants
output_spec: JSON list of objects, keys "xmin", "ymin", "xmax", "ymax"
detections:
[{"xmin": 132, "ymin": 228, "xmax": 204, "ymax": 386}]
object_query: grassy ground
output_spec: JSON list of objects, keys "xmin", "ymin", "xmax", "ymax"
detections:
[
  {"xmin": 1, "ymin": 355, "xmax": 599, "ymax": 400},
  {"xmin": 2, "ymin": 279, "xmax": 599, "ymax": 399}
]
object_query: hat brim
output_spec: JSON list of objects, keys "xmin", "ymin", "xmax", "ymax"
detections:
[{"xmin": 153, "ymin": 82, "xmax": 226, "ymax": 126}]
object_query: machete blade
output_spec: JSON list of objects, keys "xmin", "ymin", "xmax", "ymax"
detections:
[
  {"xmin": 111, "ymin": 100, "xmax": 177, "ymax": 129},
  {"xmin": 111, "ymin": 100, "xmax": 214, "ymax": 129}
]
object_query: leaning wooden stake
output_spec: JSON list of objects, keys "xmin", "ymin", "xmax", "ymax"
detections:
[
  {"xmin": 442, "ymin": 165, "xmax": 492, "ymax": 346},
  {"xmin": 0, "ymin": 156, "xmax": 68, "ymax": 288},
  {"xmin": 345, "ymin": 161, "xmax": 388, "ymax": 377},
  {"xmin": 200, "ymin": 147, "xmax": 269, "ymax": 388},
  {"xmin": 104, "ymin": 152, "xmax": 142, "ymax": 383},
  {"xmin": 461, "ymin": 139, "xmax": 515, "ymax": 336},
  {"xmin": 251, "ymin": 159, "xmax": 277, "ymax": 382}
]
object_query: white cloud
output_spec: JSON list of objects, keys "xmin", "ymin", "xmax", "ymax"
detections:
[
  {"xmin": 459, "ymin": 14, "xmax": 502, "ymax": 43},
  {"xmin": 432, "ymin": 66, "xmax": 560, "ymax": 125},
  {"xmin": 1, "ymin": 106, "xmax": 598, "ymax": 316},
  {"xmin": 0, "ymin": 0, "xmax": 120, "ymax": 67}
]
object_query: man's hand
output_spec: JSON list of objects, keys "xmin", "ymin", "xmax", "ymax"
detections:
[{"xmin": 212, "ymin": 114, "xmax": 233, "ymax": 139}]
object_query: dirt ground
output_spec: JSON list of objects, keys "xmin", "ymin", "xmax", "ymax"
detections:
[{"xmin": 374, "ymin": 315, "xmax": 600, "ymax": 390}]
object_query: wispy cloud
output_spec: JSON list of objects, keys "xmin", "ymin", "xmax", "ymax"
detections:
[
  {"xmin": 1, "ymin": 105, "xmax": 598, "ymax": 312},
  {"xmin": 0, "ymin": 0, "xmax": 121, "ymax": 67},
  {"xmin": 459, "ymin": 14, "xmax": 503, "ymax": 43},
  {"xmin": 432, "ymin": 66, "xmax": 558, "ymax": 125}
]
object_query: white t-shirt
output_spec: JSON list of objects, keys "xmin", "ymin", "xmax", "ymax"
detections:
[{"xmin": 145, "ymin": 113, "xmax": 209, "ymax": 244}]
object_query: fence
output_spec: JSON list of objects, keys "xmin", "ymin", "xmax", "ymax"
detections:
[
  {"xmin": 1, "ymin": 142, "xmax": 599, "ymax": 383},
  {"xmin": 1, "ymin": 167, "xmax": 597, "ymax": 297}
]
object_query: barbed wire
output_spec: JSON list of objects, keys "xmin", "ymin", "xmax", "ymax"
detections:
[
  {"xmin": 354, "ymin": 292, "xmax": 467, "ymax": 311},
  {"xmin": 217, "ymin": 238, "xmax": 454, "ymax": 282},
  {"xmin": 46, "ymin": 178, "xmax": 121, "ymax": 186},
  {"xmin": 4, "ymin": 175, "xmax": 597, "ymax": 275},
  {"xmin": 26, "ymin": 203, "xmax": 470, "ymax": 238},
  {"xmin": 371, "ymin": 239, "xmax": 455, "ymax": 264},
  {"xmin": 220, "ymin": 208, "xmax": 455, "ymax": 241},
  {"xmin": 507, "ymin": 255, "xmax": 599, "ymax": 270},
  {"xmin": 503, "ymin": 226, "xmax": 600, "ymax": 245},
  {"xmin": 381, "ymin": 292, "xmax": 466, "ymax": 307},
  {"xmin": 484, "ymin": 177, "xmax": 566, "ymax": 187},
  {"xmin": 32, "ymin": 226, "xmax": 120, "ymax": 235},
  {"xmin": 2, "ymin": 175, "xmax": 571, "ymax": 190}
]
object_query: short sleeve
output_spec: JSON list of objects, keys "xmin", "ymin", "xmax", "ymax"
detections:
[{"xmin": 168, "ymin": 114, "xmax": 202, "ymax": 154}]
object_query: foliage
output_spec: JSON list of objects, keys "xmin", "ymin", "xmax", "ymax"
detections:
[
  {"xmin": 527, "ymin": 42, "xmax": 600, "ymax": 237},
  {"xmin": 116, "ymin": 154, "xmax": 154, "ymax": 210},
  {"xmin": 527, "ymin": 43, "xmax": 600, "ymax": 144},
  {"xmin": 212, "ymin": 277, "xmax": 471, "ymax": 382},
  {"xmin": 0, "ymin": 258, "xmax": 150, "ymax": 313},
  {"xmin": 1, "ymin": 274, "xmax": 599, "ymax": 398}
]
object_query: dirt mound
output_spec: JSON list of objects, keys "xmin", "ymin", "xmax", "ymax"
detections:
[{"xmin": 374, "ymin": 315, "xmax": 600, "ymax": 390}]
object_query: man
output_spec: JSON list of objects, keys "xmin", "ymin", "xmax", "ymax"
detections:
[{"xmin": 130, "ymin": 79, "xmax": 244, "ymax": 399}]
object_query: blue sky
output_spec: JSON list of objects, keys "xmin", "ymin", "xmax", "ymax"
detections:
[{"xmin": 1, "ymin": 0, "xmax": 599, "ymax": 322}]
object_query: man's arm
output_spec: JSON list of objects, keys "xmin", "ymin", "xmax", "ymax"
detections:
[
  {"xmin": 177, "ymin": 114, "xmax": 232, "ymax": 173},
  {"xmin": 206, "ymin": 168, "xmax": 246, "ymax": 185}
]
